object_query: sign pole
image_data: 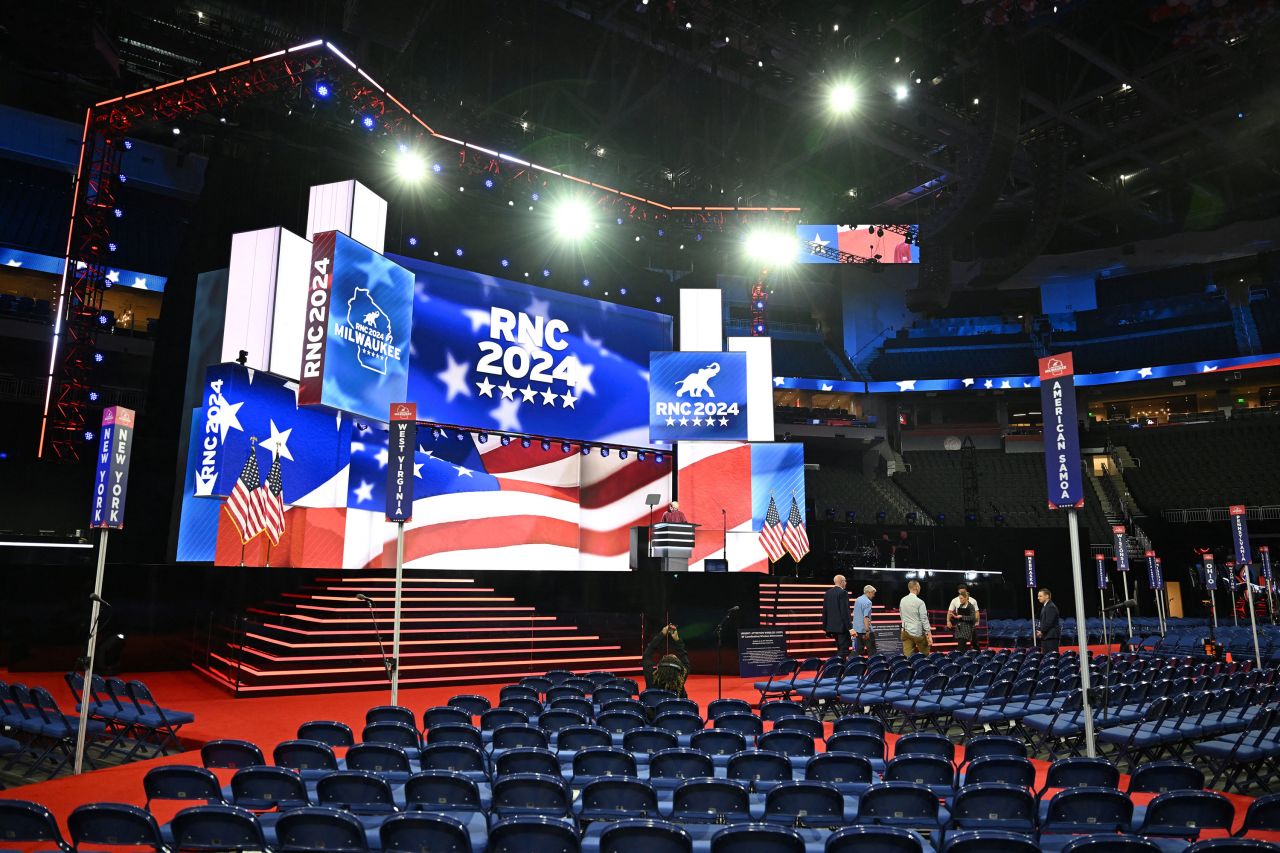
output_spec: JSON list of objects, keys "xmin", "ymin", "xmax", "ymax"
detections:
[
  {"xmin": 1246, "ymin": 577, "xmax": 1262, "ymax": 668},
  {"xmin": 77, "ymin": 405, "xmax": 136, "ymax": 775},
  {"xmin": 1205, "ymin": 559, "xmax": 1219, "ymax": 631},
  {"xmin": 73, "ymin": 528, "xmax": 108, "ymax": 775},
  {"xmin": 387, "ymin": 404, "xmax": 417, "ymax": 706},
  {"xmin": 1228, "ymin": 505, "xmax": 1260, "ymax": 665},
  {"xmin": 1095, "ymin": 554, "xmax": 1108, "ymax": 653},
  {"xmin": 1025, "ymin": 550, "xmax": 1037, "ymax": 649},
  {"xmin": 1261, "ymin": 547, "xmax": 1275, "ymax": 625},
  {"xmin": 1068, "ymin": 510, "xmax": 1096, "ymax": 757},
  {"xmin": 1036, "ymin": 352, "xmax": 1094, "ymax": 757}
]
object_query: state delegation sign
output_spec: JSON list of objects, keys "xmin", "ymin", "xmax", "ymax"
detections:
[{"xmin": 1038, "ymin": 352, "xmax": 1084, "ymax": 509}]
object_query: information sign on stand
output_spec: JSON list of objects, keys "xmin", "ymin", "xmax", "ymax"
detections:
[{"xmin": 737, "ymin": 629, "xmax": 787, "ymax": 678}]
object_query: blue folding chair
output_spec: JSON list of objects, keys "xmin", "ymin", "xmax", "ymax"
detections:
[
  {"xmin": 1039, "ymin": 786, "xmax": 1134, "ymax": 840},
  {"xmin": 760, "ymin": 700, "xmax": 806, "ymax": 722},
  {"xmin": 648, "ymin": 748, "xmax": 715, "ymax": 791},
  {"xmin": 960, "ymin": 756, "xmax": 1036, "ymax": 789},
  {"xmin": 1134, "ymin": 789, "xmax": 1235, "ymax": 840},
  {"xmin": 366, "ymin": 705, "xmax": 416, "ymax": 728},
  {"xmin": 758, "ymin": 730, "xmax": 816, "ymax": 760},
  {"xmin": 420, "ymin": 741, "xmax": 488, "ymax": 782},
  {"xmin": 895, "ymin": 731, "xmax": 954, "ymax": 763},
  {"xmin": 274, "ymin": 806, "xmax": 369, "ymax": 852},
  {"xmin": 670, "ymin": 778, "xmax": 752, "ymax": 825},
  {"xmin": 949, "ymin": 783, "xmax": 1035, "ymax": 834},
  {"xmin": 345, "ymin": 742, "xmax": 412, "ymax": 776},
  {"xmin": 67, "ymin": 803, "xmax": 165, "ymax": 851},
  {"xmin": 655, "ymin": 712, "xmax": 705, "ymax": 738},
  {"xmin": 404, "ymin": 771, "xmax": 485, "ymax": 815},
  {"xmin": 884, "ymin": 754, "xmax": 955, "ymax": 798},
  {"xmin": 316, "ymin": 769, "xmax": 399, "ymax": 814},
  {"xmin": 1236, "ymin": 792, "xmax": 1280, "ymax": 836},
  {"xmin": 142, "ymin": 765, "xmax": 224, "ymax": 810},
  {"xmin": 623, "ymin": 727, "xmax": 678, "ymax": 759},
  {"xmin": 487, "ymin": 816, "xmax": 580, "ymax": 853},
  {"xmin": 855, "ymin": 782, "xmax": 945, "ymax": 833},
  {"xmin": 1127, "ymin": 759, "xmax": 1204, "ymax": 794},
  {"xmin": 423, "ymin": 706, "xmax": 473, "ymax": 730},
  {"xmin": 229, "ymin": 765, "xmax": 311, "ymax": 810},
  {"xmin": 961, "ymin": 735, "xmax": 1027, "ymax": 765},
  {"xmin": 363, "ymin": 721, "xmax": 421, "ymax": 753},
  {"xmin": 597, "ymin": 710, "xmax": 647, "ymax": 736},
  {"xmin": 690, "ymin": 729, "xmax": 747, "ymax": 764},
  {"xmin": 1059, "ymin": 837, "xmax": 1162, "ymax": 853},
  {"xmin": 495, "ymin": 746, "xmax": 561, "ymax": 778},
  {"xmin": 710, "ymin": 823, "xmax": 805, "ymax": 853},
  {"xmin": 1038, "ymin": 756, "xmax": 1120, "ymax": 797},
  {"xmin": 832, "ymin": 714, "xmax": 885, "ymax": 739},
  {"xmin": 169, "ymin": 804, "xmax": 266, "ymax": 851},
  {"xmin": 726, "ymin": 749, "xmax": 793, "ymax": 792},
  {"xmin": 380, "ymin": 811, "xmax": 472, "ymax": 853},
  {"xmin": 656, "ymin": 698, "xmax": 700, "ymax": 717},
  {"xmin": 826, "ymin": 824, "xmax": 926, "ymax": 853},
  {"xmin": 550, "ymin": 697, "xmax": 595, "ymax": 718},
  {"xmin": 0, "ymin": 799, "xmax": 72, "ymax": 851},
  {"xmin": 826, "ymin": 732, "xmax": 885, "ymax": 771},
  {"xmin": 804, "ymin": 752, "xmax": 874, "ymax": 793},
  {"xmin": 125, "ymin": 680, "xmax": 195, "ymax": 755},
  {"xmin": 481, "ymin": 708, "xmax": 529, "ymax": 736},
  {"xmin": 940, "ymin": 829, "xmax": 1039, "ymax": 853},
  {"xmin": 708, "ymin": 699, "xmax": 753, "ymax": 719},
  {"xmin": 297, "ymin": 720, "xmax": 353, "ymax": 746},
  {"xmin": 490, "ymin": 724, "xmax": 548, "ymax": 754},
  {"xmin": 491, "ymin": 772, "xmax": 573, "ymax": 821},
  {"xmin": 762, "ymin": 780, "xmax": 847, "ymax": 828},
  {"xmin": 1187, "ymin": 841, "xmax": 1280, "ymax": 852},
  {"xmin": 449, "ymin": 694, "xmax": 492, "ymax": 716},
  {"xmin": 579, "ymin": 777, "xmax": 660, "ymax": 823},
  {"xmin": 597, "ymin": 818, "xmax": 691, "ymax": 853},
  {"xmin": 714, "ymin": 713, "xmax": 764, "ymax": 739},
  {"xmin": 539, "ymin": 709, "xmax": 590, "ymax": 735},
  {"xmin": 501, "ymin": 684, "xmax": 540, "ymax": 704},
  {"xmin": 201, "ymin": 738, "xmax": 265, "ymax": 769},
  {"xmin": 557, "ymin": 724, "xmax": 613, "ymax": 755},
  {"xmin": 273, "ymin": 739, "xmax": 338, "ymax": 774},
  {"xmin": 571, "ymin": 746, "xmax": 638, "ymax": 784}
]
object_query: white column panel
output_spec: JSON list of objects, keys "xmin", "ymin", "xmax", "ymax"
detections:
[
  {"xmin": 221, "ymin": 229, "xmax": 281, "ymax": 370},
  {"xmin": 728, "ymin": 336, "xmax": 776, "ymax": 441},
  {"xmin": 268, "ymin": 228, "xmax": 314, "ymax": 380},
  {"xmin": 351, "ymin": 181, "xmax": 388, "ymax": 254},
  {"xmin": 678, "ymin": 289, "xmax": 723, "ymax": 352},
  {"xmin": 305, "ymin": 181, "xmax": 354, "ymax": 241}
]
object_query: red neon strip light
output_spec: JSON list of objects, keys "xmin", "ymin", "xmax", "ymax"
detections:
[
  {"xmin": 244, "ymin": 632, "xmax": 601, "ymax": 649},
  {"xmin": 210, "ymin": 651, "xmax": 645, "ymax": 677},
  {"xmin": 239, "ymin": 643, "xmax": 621, "ymax": 663},
  {"xmin": 317, "ymin": 576, "xmax": 476, "ymax": 583},
  {"xmin": 293, "ymin": 604, "xmax": 535, "ymax": 613},
  {"xmin": 193, "ymin": 663, "xmax": 644, "ymax": 693},
  {"xmin": 260, "ymin": 623, "xmax": 568, "ymax": 637},
  {"xmin": 256, "ymin": 612, "xmax": 556, "ymax": 624}
]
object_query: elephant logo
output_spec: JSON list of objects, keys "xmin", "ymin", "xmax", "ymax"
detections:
[{"xmin": 675, "ymin": 362, "xmax": 720, "ymax": 398}]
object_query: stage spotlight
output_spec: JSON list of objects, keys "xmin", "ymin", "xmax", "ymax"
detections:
[
  {"xmin": 500, "ymin": 435, "xmax": 511, "ymax": 446},
  {"xmin": 619, "ymin": 449, "xmax": 628, "ymax": 460},
  {"xmin": 97, "ymin": 314, "xmax": 109, "ymax": 326},
  {"xmin": 562, "ymin": 442, "xmax": 571, "ymax": 453},
  {"xmin": 484, "ymin": 178, "xmax": 495, "ymax": 189},
  {"xmin": 744, "ymin": 229, "xmax": 796, "ymax": 266},
  {"xmin": 876, "ymin": 510, "xmax": 887, "ymax": 521},
  {"xmin": 500, "ymin": 259, "xmax": 510, "ymax": 268},
  {"xmin": 171, "ymin": 127, "xmax": 181, "ymax": 136},
  {"xmin": 601, "ymin": 448, "xmax": 610, "ymax": 457},
  {"xmin": 620, "ymin": 288, "xmax": 627, "ymax": 295},
  {"xmin": 846, "ymin": 511, "xmax": 857, "ymax": 522},
  {"xmin": 113, "ymin": 208, "xmax": 123, "ymax": 218},
  {"xmin": 542, "ymin": 269, "xmax": 551, "ymax": 278},
  {"xmin": 455, "ymin": 248, "xmax": 464, "ymax": 257},
  {"xmin": 478, "ymin": 433, "xmax": 489, "ymax": 444},
  {"xmin": 541, "ymin": 440, "xmax": 551, "ymax": 451},
  {"xmin": 93, "ymin": 352, "xmax": 104, "ymax": 363},
  {"xmin": 407, "ymin": 236, "xmax": 418, "ymax": 246},
  {"xmin": 361, "ymin": 115, "xmax": 376, "ymax": 130},
  {"xmin": 108, "ymin": 243, "xmax": 117, "ymax": 253},
  {"xmin": 637, "ymin": 451, "xmax": 647, "ymax": 461},
  {"xmin": 394, "ymin": 149, "xmax": 427, "ymax": 182},
  {"xmin": 581, "ymin": 445, "xmax": 591, "ymax": 455},
  {"xmin": 432, "ymin": 162, "xmax": 443, "ymax": 173},
  {"xmin": 84, "ymin": 431, "xmax": 95, "ymax": 441},
  {"xmin": 456, "ymin": 431, "xmax": 467, "ymax": 441},
  {"xmin": 655, "ymin": 296, "xmax": 662, "ymax": 304},
  {"xmin": 118, "ymin": 174, "xmax": 127, "ymax": 182},
  {"xmin": 552, "ymin": 199, "xmax": 593, "ymax": 240},
  {"xmin": 521, "ymin": 438, "xmax": 532, "ymax": 449},
  {"xmin": 654, "ymin": 454, "xmax": 664, "ymax": 464},
  {"xmin": 755, "ymin": 324, "xmax": 765, "ymax": 333},
  {"xmin": 828, "ymin": 82, "xmax": 857, "ymax": 115},
  {"xmin": 937, "ymin": 513, "xmax": 946, "ymax": 523},
  {"xmin": 894, "ymin": 82, "xmax": 909, "ymax": 101},
  {"xmin": 123, "ymin": 140, "xmax": 133, "ymax": 150},
  {"xmin": 582, "ymin": 278, "xmax": 590, "ymax": 287},
  {"xmin": 315, "ymin": 82, "xmax": 331, "ymax": 98}
]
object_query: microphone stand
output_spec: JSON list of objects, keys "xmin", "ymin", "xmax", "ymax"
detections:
[
  {"xmin": 359, "ymin": 596, "xmax": 396, "ymax": 690},
  {"xmin": 721, "ymin": 508, "xmax": 728, "ymax": 566},
  {"xmin": 714, "ymin": 606, "xmax": 739, "ymax": 701}
]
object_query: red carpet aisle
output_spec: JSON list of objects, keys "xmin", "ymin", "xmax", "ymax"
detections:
[{"xmin": 0, "ymin": 669, "xmax": 1263, "ymax": 839}]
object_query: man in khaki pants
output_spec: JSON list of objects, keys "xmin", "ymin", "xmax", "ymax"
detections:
[{"xmin": 899, "ymin": 580, "xmax": 932, "ymax": 656}]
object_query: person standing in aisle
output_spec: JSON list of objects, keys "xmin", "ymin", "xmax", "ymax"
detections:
[
  {"xmin": 899, "ymin": 580, "xmax": 932, "ymax": 656},
  {"xmin": 1036, "ymin": 588, "xmax": 1061, "ymax": 653},
  {"xmin": 823, "ymin": 574, "xmax": 854, "ymax": 658}
]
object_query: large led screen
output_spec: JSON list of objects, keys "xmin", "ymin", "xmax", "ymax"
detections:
[{"xmin": 797, "ymin": 224, "xmax": 920, "ymax": 264}]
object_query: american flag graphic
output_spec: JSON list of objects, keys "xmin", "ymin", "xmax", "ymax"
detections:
[
  {"xmin": 225, "ymin": 447, "xmax": 266, "ymax": 544},
  {"xmin": 260, "ymin": 452, "xmax": 286, "ymax": 545},
  {"xmin": 758, "ymin": 495, "xmax": 786, "ymax": 563},
  {"xmin": 782, "ymin": 495, "xmax": 810, "ymax": 562}
]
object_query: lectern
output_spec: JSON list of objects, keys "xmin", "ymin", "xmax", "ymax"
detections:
[{"xmin": 652, "ymin": 522, "xmax": 697, "ymax": 572}]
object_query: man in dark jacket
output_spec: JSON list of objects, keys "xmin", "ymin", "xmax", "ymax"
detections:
[
  {"xmin": 823, "ymin": 574, "xmax": 853, "ymax": 658},
  {"xmin": 1036, "ymin": 588, "xmax": 1061, "ymax": 652}
]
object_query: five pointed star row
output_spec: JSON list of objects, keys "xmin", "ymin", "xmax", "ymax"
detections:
[{"xmin": 475, "ymin": 377, "xmax": 577, "ymax": 408}]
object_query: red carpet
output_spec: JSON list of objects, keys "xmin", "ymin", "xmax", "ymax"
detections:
[{"xmin": 0, "ymin": 668, "xmax": 1262, "ymax": 839}]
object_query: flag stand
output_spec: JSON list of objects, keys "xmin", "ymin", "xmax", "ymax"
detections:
[
  {"xmin": 1067, "ymin": 509, "xmax": 1097, "ymax": 758},
  {"xmin": 265, "ymin": 540, "xmax": 273, "ymax": 569},
  {"xmin": 390, "ymin": 520, "xmax": 405, "ymax": 705},
  {"xmin": 73, "ymin": 528, "xmax": 109, "ymax": 775},
  {"xmin": 1246, "ymin": 575, "xmax": 1262, "ymax": 668}
]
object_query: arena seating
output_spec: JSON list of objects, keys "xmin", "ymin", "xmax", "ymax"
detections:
[
  {"xmin": 866, "ymin": 335, "xmax": 1036, "ymax": 381},
  {"xmin": 895, "ymin": 450, "xmax": 1073, "ymax": 529},
  {"xmin": 1252, "ymin": 292, "xmax": 1280, "ymax": 352},
  {"xmin": 3, "ymin": 659, "xmax": 1276, "ymax": 852},
  {"xmin": 769, "ymin": 339, "xmax": 852, "ymax": 380},
  {"xmin": 1109, "ymin": 416, "xmax": 1280, "ymax": 512}
]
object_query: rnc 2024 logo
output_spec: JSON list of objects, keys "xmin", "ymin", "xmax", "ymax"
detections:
[
  {"xmin": 655, "ymin": 360, "xmax": 740, "ymax": 428},
  {"xmin": 333, "ymin": 287, "xmax": 402, "ymax": 375}
]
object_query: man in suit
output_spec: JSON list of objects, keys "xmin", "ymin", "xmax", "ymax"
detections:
[
  {"xmin": 823, "ymin": 574, "xmax": 854, "ymax": 658},
  {"xmin": 1036, "ymin": 588, "xmax": 1061, "ymax": 652}
]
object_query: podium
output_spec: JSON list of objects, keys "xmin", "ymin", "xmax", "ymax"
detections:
[{"xmin": 629, "ymin": 523, "xmax": 699, "ymax": 572}]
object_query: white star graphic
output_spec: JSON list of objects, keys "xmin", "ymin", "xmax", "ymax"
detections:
[
  {"xmin": 105, "ymin": 269, "xmax": 120, "ymax": 284},
  {"xmin": 811, "ymin": 231, "xmax": 830, "ymax": 249},
  {"xmin": 983, "ymin": 379, "xmax": 994, "ymax": 389},
  {"xmin": 540, "ymin": 388, "xmax": 559, "ymax": 406},
  {"xmin": 352, "ymin": 480, "xmax": 374, "ymax": 503},
  {"xmin": 1000, "ymin": 380, "xmax": 1011, "ymax": 389},
  {"xmin": 1023, "ymin": 382, "xmax": 1032, "ymax": 389},
  {"xmin": 462, "ymin": 308, "xmax": 490, "ymax": 333},
  {"xmin": 1138, "ymin": 367, "xmax": 1153, "ymax": 378},
  {"xmin": 520, "ymin": 385, "xmax": 537, "ymax": 403},
  {"xmin": 679, "ymin": 417, "xmax": 689, "ymax": 426},
  {"xmin": 476, "ymin": 377, "xmax": 495, "ymax": 397},
  {"xmin": 455, "ymin": 465, "xmax": 474, "ymax": 478},
  {"xmin": 705, "ymin": 419, "xmax": 716, "ymax": 429},
  {"xmin": 259, "ymin": 419, "xmax": 294, "ymax": 462},
  {"xmin": 131, "ymin": 276, "xmax": 148, "ymax": 289},
  {"xmin": 413, "ymin": 280, "xmax": 431, "ymax": 302},
  {"xmin": 490, "ymin": 397, "xmax": 523, "ymax": 431},
  {"xmin": 774, "ymin": 376, "xmax": 784, "ymax": 386},
  {"xmin": 209, "ymin": 393, "xmax": 244, "ymax": 442},
  {"xmin": 374, "ymin": 447, "xmax": 389, "ymax": 468},
  {"xmin": 692, "ymin": 417, "xmax": 702, "ymax": 426},
  {"xmin": 821, "ymin": 383, "xmax": 834, "ymax": 391},
  {"xmin": 525, "ymin": 295, "xmax": 550, "ymax": 319},
  {"xmin": 498, "ymin": 381, "xmax": 516, "ymax": 400},
  {"xmin": 719, "ymin": 417, "xmax": 729, "ymax": 426},
  {"xmin": 896, "ymin": 379, "xmax": 917, "ymax": 392},
  {"xmin": 561, "ymin": 391, "xmax": 577, "ymax": 409},
  {"xmin": 666, "ymin": 417, "xmax": 676, "ymax": 426},
  {"xmin": 563, "ymin": 356, "xmax": 596, "ymax": 394},
  {"xmin": 4, "ymin": 259, "xmax": 21, "ymax": 267},
  {"xmin": 437, "ymin": 351, "xmax": 472, "ymax": 403},
  {"xmin": 350, "ymin": 441, "xmax": 366, "ymax": 454},
  {"xmin": 1202, "ymin": 364, "xmax": 1218, "ymax": 372},
  {"xmin": 413, "ymin": 461, "xmax": 424, "ymax": 479},
  {"xmin": 962, "ymin": 378, "xmax": 975, "ymax": 387}
]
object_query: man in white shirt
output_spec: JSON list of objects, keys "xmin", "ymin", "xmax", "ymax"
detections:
[{"xmin": 899, "ymin": 580, "xmax": 932, "ymax": 656}]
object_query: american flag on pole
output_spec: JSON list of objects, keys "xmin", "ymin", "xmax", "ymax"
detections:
[
  {"xmin": 225, "ymin": 445, "xmax": 266, "ymax": 544},
  {"xmin": 758, "ymin": 495, "xmax": 786, "ymax": 563},
  {"xmin": 782, "ymin": 495, "xmax": 810, "ymax": 562},
  {"xmin": 260, "ymin": 452, "xmax": 286, "ymax": 546}
]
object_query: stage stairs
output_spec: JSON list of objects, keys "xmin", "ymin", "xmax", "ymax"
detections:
[
  {"xmin": 759, "ymin": 581, "xmax": 971, "ymax": 657},
  {"xmin": 193, "ymin": 570, "xmax": 642, "ymax": 696}
]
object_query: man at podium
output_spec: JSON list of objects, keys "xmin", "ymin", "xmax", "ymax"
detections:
[{"xmin": 660, "ymin": 501, "xmax": 688, "ymax": 523}]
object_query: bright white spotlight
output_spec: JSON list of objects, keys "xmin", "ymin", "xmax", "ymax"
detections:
[
  {"xmin": 394, "ymin": 149, "xmax": 427, "ymax": 182},
  {"xmin": 828, "ymin": 82, "xmax": 856, "ymax": 115},
  {"xmin": 894, "ymin": 82, "xmax": 909, "ymax": 101},
  {"xmin": 553, "ymin": 199, "xmax": 593, "ymax": 240},
  {"xmin": 744, "ymin": 230, "xmax": 796, "ymax": 267}
]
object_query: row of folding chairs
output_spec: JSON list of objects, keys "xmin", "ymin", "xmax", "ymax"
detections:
[
  {"xmin": 0, "ymin": 681, "xmax": 108, "ymax": 779},
  {"xmin": 65, "ymin": 673, "xmax": 195, "ymax": 756}
]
